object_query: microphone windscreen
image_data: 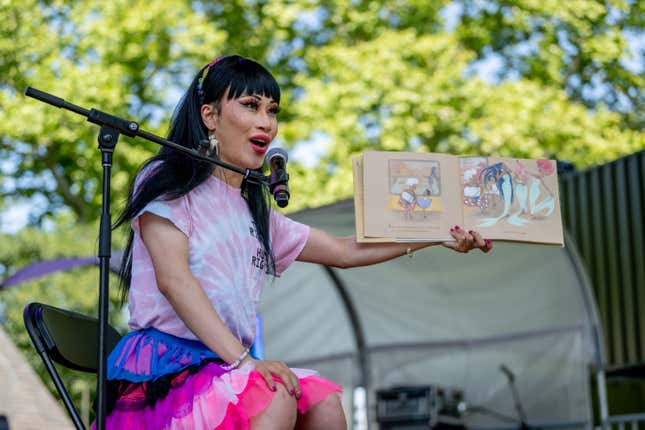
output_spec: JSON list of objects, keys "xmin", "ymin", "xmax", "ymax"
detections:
[{"xmin": 266, "ymin": 147, "xmax": 288, "ymax": 163}]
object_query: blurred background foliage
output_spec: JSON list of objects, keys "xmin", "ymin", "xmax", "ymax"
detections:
[{"xmin": 0, "ymin": 0, "xmax": 643, "ymax": 420}]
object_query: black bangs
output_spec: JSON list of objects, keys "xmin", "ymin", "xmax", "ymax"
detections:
[{"xmin": 203, "ymin": 55, "xmax": 281, "ymax": 105}]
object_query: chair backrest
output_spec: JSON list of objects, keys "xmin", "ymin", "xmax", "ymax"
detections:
[{"xmin": 23, "ymin": 302, "xmax": 122, "ymax": 373}]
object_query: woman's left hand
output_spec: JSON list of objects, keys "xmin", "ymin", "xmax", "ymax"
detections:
[
  {"xmin": 442, "ymin": 226, "xmax": 493, "ymax": 253},
  {"xmin": 243, "ymin": 357, "xmax": 301, "ymax": 398}
]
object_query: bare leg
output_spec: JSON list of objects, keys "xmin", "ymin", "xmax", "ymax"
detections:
[
  {"xmin": 295, "ymin": 393, "xmax": 346, "ymax": 430},
  {"xmin": 251, "ymin": 384, "xmax": 298, "ymax": 430}
]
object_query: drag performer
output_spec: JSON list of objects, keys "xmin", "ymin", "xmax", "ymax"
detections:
[{"xmin": 103, "ymin": 55, "xmax": 493, "ymax": 430}]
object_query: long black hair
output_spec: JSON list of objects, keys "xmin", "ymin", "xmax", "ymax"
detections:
[{"xmin": 114, "ymin": 55, "xmax": 279, "ymax": 303}]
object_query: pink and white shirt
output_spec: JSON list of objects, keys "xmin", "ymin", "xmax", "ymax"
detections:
[{"xmin": 128, "ymin": 165, "xmax": 310, "ymax": 347}]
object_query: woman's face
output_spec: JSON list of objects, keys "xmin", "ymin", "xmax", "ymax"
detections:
[{"xmin": 204, "ymin": 90, "xmax": 279, "ymax": 171}]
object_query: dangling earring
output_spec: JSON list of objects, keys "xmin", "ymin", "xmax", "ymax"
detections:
[{"xmin": 208, "ymin": 133, "xmax": 219, "ymax": 157}]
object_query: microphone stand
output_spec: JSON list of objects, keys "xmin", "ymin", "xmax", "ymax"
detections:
[
  {"xmin": 500, "ymin": 364, "xmax": 532, "ymax": 430},
  {"xmin": 24, "ymin": 87, "xmax": 270, "ymax": 430}
]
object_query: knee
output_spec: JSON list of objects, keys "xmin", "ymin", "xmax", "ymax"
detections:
[
  {"xmin": 296, "ymin": 393, "xmax": 346, "ymax": 430},
  {"xmin": 252, "ymin": 384, "xmax": 297, "ymax": 430},
  {"xmin": 321, "ymin": 394, "xmax": 347, "ymax": 430},
  {"xmin": 271, "ymin": 384, "xmax": 298, "ymax": 429},
  {"xmin": 273, "ymin": 384, "xmax": 298, "ymax": 420},
  {"xmin": 274, "ymin": 383, "xmax": 298, "ymax": 408}
]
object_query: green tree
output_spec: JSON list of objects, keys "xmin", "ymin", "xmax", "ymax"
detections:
[
  {"xmin": 282, "ymin": 28, "xmax": 642, "ymax": 210},
  {"xmin": 1, "ymin": 0, "xmax": 225, "ymax": 225},
  {"xmin": 454, "ymin": 0, "xmax": 644, "ymax": 128},
  {"xmin": 1, "ymin": 0, "xmax": 642, "ymax": 221}
]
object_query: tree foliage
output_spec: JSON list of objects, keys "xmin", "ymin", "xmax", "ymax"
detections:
[
  {"xmin": 1, "ymin": 0, "xmax": 642, "ymax": 219},
  {"xmin": 0, "ymin": 0, "xmax": 225, "ymax": 223},
  {"xmin": 284, "ymin": 27, "xmax": 642, "ymax": 209},
  {"xmin": 455, "ymin": 0, "xmax": 644, "ymax": 127}
]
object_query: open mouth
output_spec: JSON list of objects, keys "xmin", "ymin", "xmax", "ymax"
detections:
[
  {"xmin": 250, "ymin": 138, "xmax": 268, "ymax": 147},
  {"xmin": 250, "ymin": 138, "xmax": 269, "ymax": 154}
]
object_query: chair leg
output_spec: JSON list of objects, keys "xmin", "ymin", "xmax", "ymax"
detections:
[{"xmin": 36, "ymin": 349, "xmax": 87, "ymax": 430}]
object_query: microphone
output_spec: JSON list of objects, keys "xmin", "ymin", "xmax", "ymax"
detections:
[
  {"xmin": 266, "ymin": 148, "xmax": 290, "ymax": 208},
  {"xmin": 500, "ymin": 364, "xmax": 515, "ymax": 382},
  {"xmin": 499, "ymin": 364, "xmax": 530, "ymax": 429}
]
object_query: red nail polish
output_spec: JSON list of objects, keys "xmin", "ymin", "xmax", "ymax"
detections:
[
  {"xmin": 468, "ymin": 230, "xmax": 474, "ymax": 234},
  {"xmin": 450, "ymin": 228, "xmax": 454, "ymax": 232},
  {"xmin": 486, "ymin": 239, "xmax": 491, "ymax": 245},
  {"xmin": 455, "ymin": 226, "xmax": 460, "ymax": 230}
]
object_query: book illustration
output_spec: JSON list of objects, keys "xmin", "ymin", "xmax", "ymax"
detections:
[
  {"xmin": 388, "ymin": 160, "xmax": 443, "ymax": 221},
  {"xmin": 355, "ymin": 151, "xmax": 563, "ymax": 245},
  {"xmin": 461, "ymin": 157, "xmax": 557, "ymax": 228}
]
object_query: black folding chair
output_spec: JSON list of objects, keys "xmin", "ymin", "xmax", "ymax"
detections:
[{"xmin": 23, "ymin": 302, "xmax": 122, "ymax": 430}]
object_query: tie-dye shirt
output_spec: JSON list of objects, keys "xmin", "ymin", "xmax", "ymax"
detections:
[{"xmin": 128, "ymin": 164, "xmax": 310, "ymax": 347}]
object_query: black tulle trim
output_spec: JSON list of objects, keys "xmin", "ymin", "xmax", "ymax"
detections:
[{"xmin": 97, "ymin": 358, "xmax": 222, "ymax": 416}]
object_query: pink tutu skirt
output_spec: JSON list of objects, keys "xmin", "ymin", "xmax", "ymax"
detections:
[{"xmin": 92, "ymin": 328, "xmax": 342, "ymax": 430}]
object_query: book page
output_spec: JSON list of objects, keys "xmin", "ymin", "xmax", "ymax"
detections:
[
  {"xmin": 362, "ymin": 151, "xmax": 461, "ymax": 241},
  {"xmin": 460, "ymin": 156, "xmax": 564, "ymax": 245},
  {"xmin": 353, "ymin": 156, "xmax": 396, "ymax": 242}
]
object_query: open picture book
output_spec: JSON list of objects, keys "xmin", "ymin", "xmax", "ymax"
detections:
[{"xmin": 353, "ymin": 151, "xmax": 564, "ymax": 245}]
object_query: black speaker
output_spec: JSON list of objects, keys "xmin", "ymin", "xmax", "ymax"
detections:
[
  {"xmin": 376, "ymin": 386, "xmax": 467, "ymax": 430},
  {"xmin": 376, "ymin": 386, "xmax": 435, "ymax": 429},
  {"xmin": 0, "ymin": 415, "xmax": 9, "ymax": 430}
]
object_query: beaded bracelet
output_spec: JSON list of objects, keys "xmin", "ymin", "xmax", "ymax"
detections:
[{"xmin": 221, "ymin": 348, "xmax": 250, "ymax": 371}]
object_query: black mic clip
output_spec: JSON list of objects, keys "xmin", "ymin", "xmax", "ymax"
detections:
[
  {"xmin": 266, "ymin": 148, "xmax": 290, "ymax": 208},
  {"xmin": 269, "ymin": 164, "xmax": 290, "ymax": 207},
  {"xmin": 269, "ymin": 165, "xmax": 289, "ymax": 189}
]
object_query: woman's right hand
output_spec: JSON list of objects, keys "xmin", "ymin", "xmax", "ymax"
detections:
[
  {"xmin": 244, "ymin": 357, "xmax": 301, "ymax": 399},
  {"xmin": 442, "ymin": 226, "xmax": 492, "ymax": 254}
]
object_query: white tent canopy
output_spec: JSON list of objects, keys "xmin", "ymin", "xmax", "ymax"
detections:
[{"xmin": 259, "ymin": 200, "xmax": 603, "ymax": 429}]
